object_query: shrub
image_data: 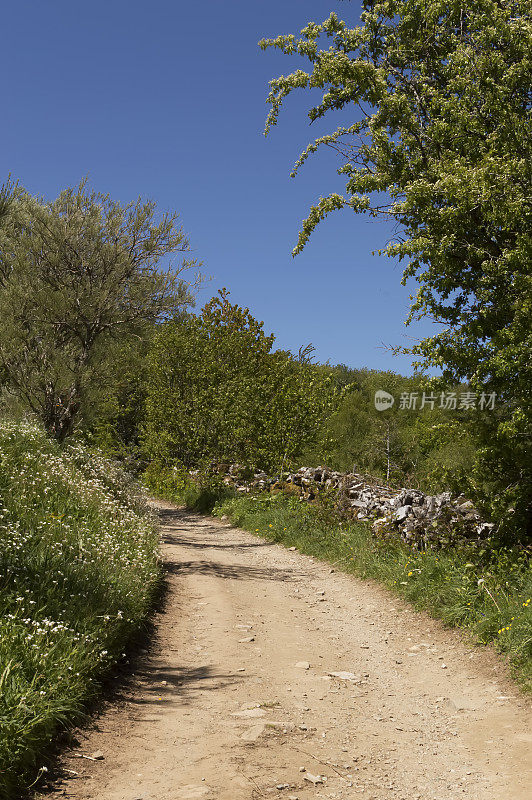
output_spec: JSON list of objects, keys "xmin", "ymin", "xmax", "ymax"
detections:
[{"xmin": 143, "ymin": 462, "xmax": 234, "ymax": 513}]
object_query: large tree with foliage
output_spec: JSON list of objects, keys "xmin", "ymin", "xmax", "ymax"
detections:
[
  {"xmin": 143, "ymin": 290, "xmax": 338, "ymax": 472},
  {"xmin": 0, "ymin": 181, "xmax": 200, "ymax": 441},
  {"xmin": 261, "ymin": 0, "xmax": 531, "ymax": 538}
]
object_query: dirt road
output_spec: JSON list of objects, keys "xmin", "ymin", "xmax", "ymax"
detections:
[{"xmin": 56, "ymin": 504, "xmax": 531, "ymax": 800}]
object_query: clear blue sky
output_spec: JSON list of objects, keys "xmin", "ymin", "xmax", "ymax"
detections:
[{"xmin": 1, "ymin": 0, "xmax": 440, "ymax": 373}]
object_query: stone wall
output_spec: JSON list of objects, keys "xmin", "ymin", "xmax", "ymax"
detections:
[{"xmin": 217, "ymin": 465, "xmax": 494, "ymax": 549}]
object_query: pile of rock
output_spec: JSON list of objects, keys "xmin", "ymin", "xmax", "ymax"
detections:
[{"xmin": 217, "ymin": 464, "xmax": 494, "ymax": 549}]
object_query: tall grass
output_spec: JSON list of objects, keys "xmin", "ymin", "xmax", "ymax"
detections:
[
  {"xmin": 214, "ymin": 492, "xmax": 532, "ymax": 690},
  {"xmin": 0, "ymin": 420, "xmax": 161, "ymax": 799}
]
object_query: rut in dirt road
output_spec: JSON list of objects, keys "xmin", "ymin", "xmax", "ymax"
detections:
[{"xmin": 54, "ymin": 503, "xmax": 531, "ymax": 800}]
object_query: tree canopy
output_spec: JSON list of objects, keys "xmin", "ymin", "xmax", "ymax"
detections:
[
  {"xmin": 0, "ymin": 180, "xmax": 200, "ymax": 440},
  {"xmin": 261, "ymin": 0, "xmax": 531, "ymax": 538},
  {"xmin": 261, "ymin": 0, "xmax": 530, "ymax": 372},
  {"xmin": 143, "ymin": 290, "xmax": 339, "ymax": 473},
  {"xmin": 0, "ymin": 179, "xmax": 17, "ymax": 225}
]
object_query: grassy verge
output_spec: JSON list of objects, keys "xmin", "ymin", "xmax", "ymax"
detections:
[
  {"xmin": 212, "ymin": 492, "xmax": 532, "ymax": 690},
  {"xmin": 0, "ymin": 420, "xmax": 161, "ymax": 799}
]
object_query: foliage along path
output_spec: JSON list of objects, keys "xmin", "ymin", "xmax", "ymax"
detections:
[{"xmin": 53, "ymin": 503, "xmax": 531, "ymax": 800}]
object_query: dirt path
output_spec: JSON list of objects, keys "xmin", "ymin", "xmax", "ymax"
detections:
[{"xmin": 55, "ymin": 504, "xmax": 531, "ymax": 800}]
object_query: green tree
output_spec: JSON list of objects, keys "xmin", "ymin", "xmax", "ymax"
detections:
[
  {"xmin": 0, "ymin": 179, "xmax": 18, "ymax": 225},
  {"xmin": 82, "ymin": 333, "xmax": 152, "ymax": 465},
  {"xmin": 302, "ymin": 365, "xmax": 480, "ymax": 493},
  {"xmin": 261, "ymin": 1, "xmax": 531, "ymax": 537},
  {"xmin": 143, "ymin": 290, "xmax": 338, "ymax": 472},
  {"xmin": 0, "ymin": 180, "xmax": 200, "ymax": 441}
]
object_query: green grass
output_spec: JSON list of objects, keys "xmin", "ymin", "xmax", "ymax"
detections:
[
  {"xmin": 0, "ymin": 420, "xmax": 161, "ymax": 799},
  {"xmin": 212, "ymin": 492, "xmax": 532, "ymax": 690}
]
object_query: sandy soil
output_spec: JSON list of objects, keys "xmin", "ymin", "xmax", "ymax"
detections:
[{"xmin": 52, "ymin": 503, "xmax": 531, "ymax": 800}]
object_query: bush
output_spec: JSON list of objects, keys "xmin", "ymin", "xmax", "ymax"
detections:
[
  {"xmin": 0, "ymin": 420, "xmax": 161, "ymax": 799},
  {"xmin": 143, "ymin": 462, "xmax": 234, "ymax": 513},
  {"xmin": 143, "ymin": 461, "xmax": 189, "ymax": 503}
]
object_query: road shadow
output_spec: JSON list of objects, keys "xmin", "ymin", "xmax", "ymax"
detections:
[
  {"xmin": 159, "ymin": 508, "xmax": 301, "ymax": 581},
  {"xmin": 39, "ymin": 659, "xmax": 245, "ymax": 796},
  {"xmin": 157, "ymin": 507, "xmax": 204, "ymax": 525},
  {"xmin": 162, "ymin": 531, "xmax": 271, "ymax": 550},
  {"xmin": 164, "ymin": 558, "xmax": 298, "ymax": 582},
  {"xmin": 125, "ymin": 663, "xmax": 243, "ymax": 710}
]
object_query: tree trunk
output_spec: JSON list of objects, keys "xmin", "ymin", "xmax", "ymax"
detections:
[{"xmin": 43, "ymin": 385, "xmax": 80, "ymax": 442}]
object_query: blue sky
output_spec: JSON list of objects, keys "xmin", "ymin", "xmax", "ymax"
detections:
[{"xmin": 1, "ymin": 0, "xmax": 440, "ymax": 373}]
